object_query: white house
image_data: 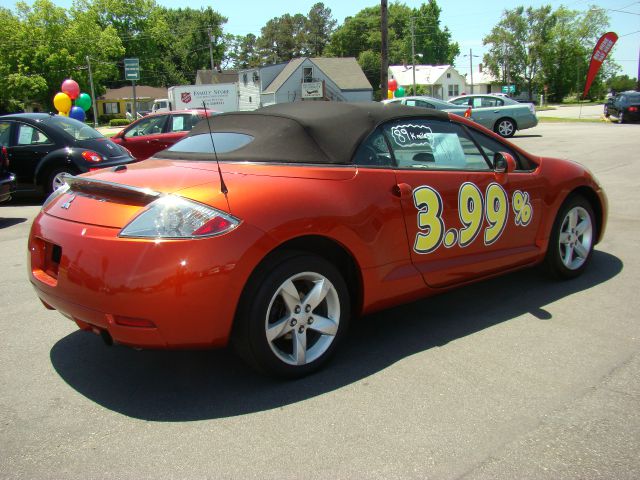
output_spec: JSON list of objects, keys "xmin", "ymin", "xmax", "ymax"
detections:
[
  {"xmin": 465, "ymin": 63, "xmax": 502, "ymax": 94},
  {"xmin": 237, "ymin": 63, "xmax": 289, "ymax": 111},
  {"xmin": 260, "ymin": 57, "xmax": 373, "ymax": 108},
  {"xmin": 389, "ymin": 64, "xmax": 467, "ymax": 100}
]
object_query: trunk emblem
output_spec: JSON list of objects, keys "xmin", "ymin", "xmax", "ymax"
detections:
[{"xmin": 61, "ymin": 194, "xmax": 76, "ymax": 209}]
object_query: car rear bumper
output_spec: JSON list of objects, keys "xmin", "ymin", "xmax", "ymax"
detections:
[{"xmin": 28, "ymin": 211, "xmax": 266, "ymax": 349}]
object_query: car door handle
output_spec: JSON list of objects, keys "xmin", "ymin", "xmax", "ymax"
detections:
[
  {"xmin": 392, "ymin": 183, "xmax": 412, "ymax": 198},
  {"xmin": 149, "ymin": 139, "xmax": 161, "ymax": 143}
]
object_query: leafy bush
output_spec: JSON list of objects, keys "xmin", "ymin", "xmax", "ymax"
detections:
[{"xmin": 109, "ymin": 118, "xmax": 131, "ymax": 127}]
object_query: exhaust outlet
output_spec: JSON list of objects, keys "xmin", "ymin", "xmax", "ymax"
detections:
[{"xmin": 100, "ymin": 329, "xmax": 114, "ymax": 346}]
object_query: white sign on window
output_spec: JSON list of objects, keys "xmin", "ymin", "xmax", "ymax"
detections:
[{"xmin": 302, "ymin": 81, "xmax": 323, "ymax": 99}]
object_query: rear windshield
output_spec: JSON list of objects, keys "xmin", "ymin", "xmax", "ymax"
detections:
[
  {"xmin": 44, "ymin": 116, "xmax": 103, "ymax": 140},
  {"xmin": 166, "ymin": 132, "xmax": 254, "ymax": 154}
]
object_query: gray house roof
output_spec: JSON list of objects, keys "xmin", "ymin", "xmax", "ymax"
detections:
[
  {"xmin": 263, "ymin": 57, "xmax": 372, "ymax": 94},
  {"xmin": 195, "ymin": 69, "xmax": 239, "ymax": 85}
]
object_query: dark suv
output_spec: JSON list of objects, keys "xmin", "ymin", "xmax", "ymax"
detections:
[
  {"xmin": 0, "ymin": 113, "xmax": 135, "ymax": 195},
  {"xmin": 605, "ymin": 91, "xmax": 640, "ymax": 124}
]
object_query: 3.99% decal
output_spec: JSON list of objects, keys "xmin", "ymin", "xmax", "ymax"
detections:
[{"xmin": 413, "ymin": 182, "xmax": 533, "ymax": 254}]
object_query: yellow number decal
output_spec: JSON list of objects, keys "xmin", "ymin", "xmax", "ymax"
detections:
[
  {"xmin": 458, "ymin": 182, "xmax": 483, "ymax": 247},
  {"xmin": 484, "ymin": 183, "xmax": 508, "ymax": 245},
  {"xmin": 413, "ymin": 186, "xmax": 444, "ymax": 254},
  {"xmin": 512, "ymin": 190, "xmax": 533, "ymax": 226}
]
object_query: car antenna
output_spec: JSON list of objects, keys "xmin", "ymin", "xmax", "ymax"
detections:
[{"xmin": 202, "ymin": 101, "xmax": 229, "ymax": 200}]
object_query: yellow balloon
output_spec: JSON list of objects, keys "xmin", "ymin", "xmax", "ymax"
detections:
[
  {"xmin": 57, "ymin": 110, "xmax": 69, "ymax": 117},
  {"xmin": 54, "ymin": 92, "xmax": 72, "ymax": 114},
  {"xmin": 387, "ymin": 89, "xmax": 393, "ymax": 99}
]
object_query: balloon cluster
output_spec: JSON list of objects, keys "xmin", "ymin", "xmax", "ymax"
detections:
[
  {"xmin": 387, "ymin": 78, "xmax": 405, "ymax": 99},
  {"xmin": 53, "ymin": 79, "xmax": 91, "ymax": 121}
]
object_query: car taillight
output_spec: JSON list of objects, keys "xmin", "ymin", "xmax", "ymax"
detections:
[
  {"xmin": 629, "ymin": 106, "xmax": 638, "ymax": 112},
  {"xmin": 1, "ymin": 146, "xmax": 9, "ymax": 168},
  {"xmin": 119, "ymin": 195, "xmax": 240, "ymax": 239},
  {"xmin": 81, "ymin": 150, "xmax": 103, "ymax": 163}
]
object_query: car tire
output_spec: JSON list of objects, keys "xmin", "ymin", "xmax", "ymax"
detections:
[
  {"xmin": 232, "ymin": 252, "xmax": 350, "ymax": 378},
  {"xmin": 494, "ymin": 118, "xmax": 516, "ymax": 138},
  {"xmin": 45, "ymin": 166, "xmax": 78, "ymax": 195},
  {"xmin": 544, "ymin": 195, "xmax": 595, "ymax": 279}
]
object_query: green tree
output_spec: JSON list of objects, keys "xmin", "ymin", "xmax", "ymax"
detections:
[
  {"xmin": 257, "ymin": 13, "xmax": 308, "ymax": 63},
  {"xmin": 326, "ymin": 1, "xmax": 458, "ymax": 96},
  {"xmin": 483, "ymin": 5, "xmax": 612, "ymax": 102},
  {"xmin": 483, "ymin": 6, "xmax": 554, "ymax": 101},
  {"xmin": 0, "ymin": 0, "xmax": 124, "ymax": 113},
  {"xmin": 606, "ymin": 74, "xmax": 637, "ymax": 93},
  {"xmin": 306, "ymin": 3, "xmax": 337, "ymax": 56}
]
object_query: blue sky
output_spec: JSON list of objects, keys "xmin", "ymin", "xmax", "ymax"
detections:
[{"xmin": 3, "ymin": 0, "xmax": 639, "ymax": 78}]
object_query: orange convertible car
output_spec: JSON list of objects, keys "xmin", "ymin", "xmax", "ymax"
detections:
[{"xmin": 28, "ymin": 102, "xmax": 607, "ymax": 377}]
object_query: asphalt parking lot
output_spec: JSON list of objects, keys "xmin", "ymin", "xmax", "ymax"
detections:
[{"xmin": 1, "ymin": 121, "xmax": 638, "ymax": 479}]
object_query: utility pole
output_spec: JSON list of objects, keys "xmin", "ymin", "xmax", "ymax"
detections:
[
  {"xmin": 86, "ymin": 56, "xmax": 98, "ymax": 127},
  {"xmin": 381, "ymin": 0, "xmax": 388, "ymax": 97},
  {"xmin": 411, "ymin": 17, "xmax": 416, "ymax": 96},
  {"xmin": 208, "ymin": 27, "xmax": 215, "ymax": 73},
  {"xmin": 464, "ymin": 49, "xmax": 479, "ymax": 94}
]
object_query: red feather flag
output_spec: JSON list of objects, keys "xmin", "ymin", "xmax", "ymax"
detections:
[{"xmin": 583, "ymin": 32, "xmax": 618, "ymax": 99}]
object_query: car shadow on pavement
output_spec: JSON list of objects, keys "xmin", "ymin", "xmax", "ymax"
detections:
[
  {"xmin": 0, "ymin": 217, "xmax": 27, "ymax": 229},
  {"xmin": 50, "ymin": 250, "xmax": 622, "ymax": 421}
]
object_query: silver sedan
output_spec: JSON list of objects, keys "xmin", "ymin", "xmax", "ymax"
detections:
[{"xmin": 383, "ymin": 95, "xmax": 538, "ymax": 138}]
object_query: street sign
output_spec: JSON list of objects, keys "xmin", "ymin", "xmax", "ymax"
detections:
[
  {"xmin": 124, "ymin": 58, "xmax": 140, "ymax": 81},
  {"xmin": 501, "ymin": 85, "xmax": 516, "ymax": 93}
]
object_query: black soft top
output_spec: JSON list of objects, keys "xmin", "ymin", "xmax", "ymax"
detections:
[{"xmin": 156, "ymin": 101, "xmax": 449, "ymax": 164}]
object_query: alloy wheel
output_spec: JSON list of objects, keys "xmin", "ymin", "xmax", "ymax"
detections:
[{"xmin": 558, "ymin": 206, "xmax": 593, "ymax": 270}]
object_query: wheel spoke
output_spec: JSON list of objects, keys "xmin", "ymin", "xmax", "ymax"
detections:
[
  {"xmin": 308, "ymin": 315, "xmax": 338, "ymax": 336},
  {"xmin": 568, "ymin": 209, "xmax": 578, "ymax": 230},
  {"xmin": 575, "ymin": 219, "xmax": 591, "ymax": 236},
  {"xmin": 279, "ymin": 279, "xmax": 301, "ymax": 313},
  {"xmin": 562, "ymin": 244, "xmax": 574, "ymax": 266},
  {"xmin": 574, "ymin": 242, "xmax": 588, "ymax": 259},
  {"xmin": 292, "ymin": 330, "xmax": 307, "ymax": 365},
  {"xmin": 302, "ymin": 279, "xmax": 331, "ymax": 311},
  {"xmin": 266, "ymin": 317, "xmax": 293, "ymax": 342}
]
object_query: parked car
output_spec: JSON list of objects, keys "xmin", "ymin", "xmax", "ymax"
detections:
[
  {"xmin": 449, "ymin": 94, "xmax": 538, "ymax": 137},
  {"xmin": 604, "ymin": 91, "xmax": 640, "ymax": 123},
  {"xmin": 384, "ymin": 95, "xmax": 537, "ymax": 138},
  {"xmin": 111, "ymin": 109, "xmax": 216, "ymax": 161},
  {"xmin": 29, "ymin": 102, "xmax": 607, "ymax": 377},
  {"xmin": 0, "ymin": 113, "xmax": 135, "ymax": 195},
  {"xmin": 0, "ymin": 146, "xmax": 15, "ymax": 202}
]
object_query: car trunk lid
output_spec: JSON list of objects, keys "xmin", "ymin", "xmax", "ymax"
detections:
[{"xmin": 43, "ymin": 159, "xmax": 356, "ymax": 229}]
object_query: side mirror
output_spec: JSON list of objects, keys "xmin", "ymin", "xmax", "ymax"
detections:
[{"xmin": 494, "ymin": 152, "xmax": 516, "ymax": 173}]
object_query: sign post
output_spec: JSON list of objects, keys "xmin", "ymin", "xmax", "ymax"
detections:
[{"xmin": 124, "ymin": 58, "xmax": 140, "ymax": 118}]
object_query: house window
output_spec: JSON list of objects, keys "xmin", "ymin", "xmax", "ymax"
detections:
[
  {"xmin": 303, "ymin": 67, "xmax": 313, "ymax": 83},
  {"xmin": 448, "ymin": 84, "xmax": 459, "ymax": 97},
  {"xmin": 103, "ymin": 102, "xmax": 119, "ymax": 114},
  {"xmin": 447, "ymin": 73, "xmax": 451, "ymax": 78}
]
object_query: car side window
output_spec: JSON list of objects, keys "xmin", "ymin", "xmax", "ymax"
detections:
[
  {"xmin": 16, "ymin": 124, "xmax": 51, "ymax": 146},
  {"xmin": 352, "ymin": 128, "xmax": 393, "ymax": 167},
  {"xmin": 406, "ymin": 99, "xmax": 435, "ymax": 109},
  {"xmin": 450, "ymin": 98, "xmax": 470, "ymax": 106},
  {"xmin": 0, "ymin": 122, "xmax": 10, "ymax": 146},
  {"xmin": 478, "ymin": 97, "xmax": 503, "ymax": 107},
  {"xmin": 382, "ymin": 119, "xmax": 491, "ymax": 171},
  {"xmin": 467, "ymin": 128, "xmax": 526, "ymax": 170},
  {"xmin": 124, "ymin": 115, "xmax": 168, "ymax": 138}
]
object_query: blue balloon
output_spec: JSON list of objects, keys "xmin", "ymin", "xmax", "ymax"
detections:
[{"xmin": 69, "ymin": 106, "xmax": 85, "ymax": 122}]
